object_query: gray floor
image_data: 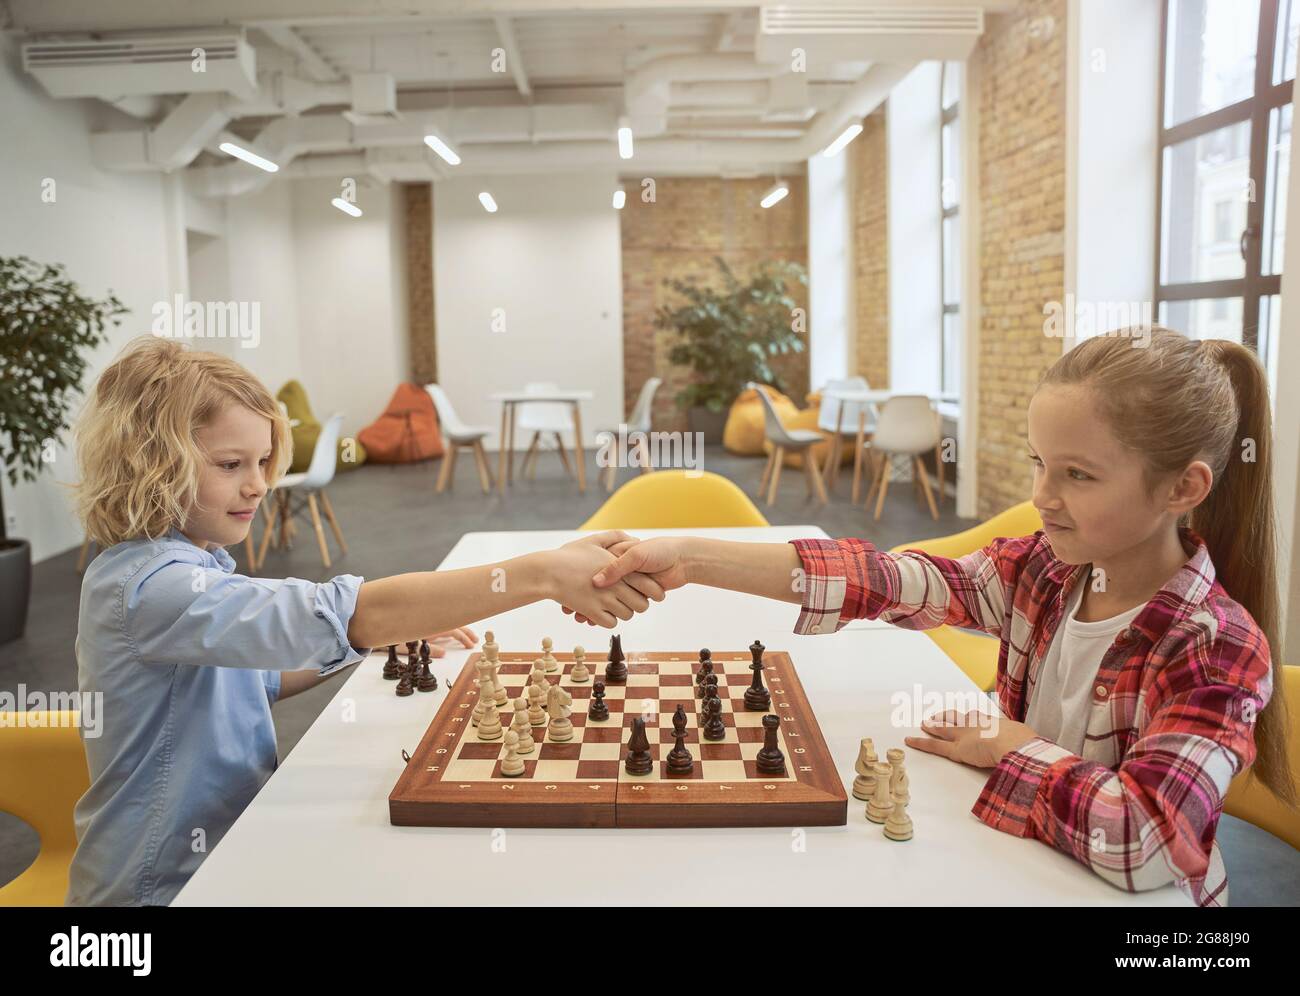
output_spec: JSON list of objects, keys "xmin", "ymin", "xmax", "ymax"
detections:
[{"xmin": 2, "ymin": 444, "xmax": 1296, "ymax": 904}]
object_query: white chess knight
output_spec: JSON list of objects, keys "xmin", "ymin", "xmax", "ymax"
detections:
[
  {"xmin": 541, "ymin": 636, "xmax": 559, "ymax": 673},
  {"xmin": 570, "ymin": 645, "xmax": 590, "ymax": 683},
  {"xmin": 546, "ymin": 683, "xmax": 574, "ymax": 742},
  {"xmin": 477, "ymin": 674, "xmax": 503, "ymax": 740},
  {"xmin": 851, "ymin": 737, "xmax": 878, "ymax": 801}
]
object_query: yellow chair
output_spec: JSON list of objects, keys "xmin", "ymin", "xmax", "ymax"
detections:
[
  {"xmin": 892, "ymin": 500, "xmax": 1043, "ymax": 691},
  {"xmin": 0, "ymin": 711, "xmax": 90, "ymax": 906},
  {"xmin": 580, "ymin": 471, "xmax": 770, "ymax": 530},
  {"xmin": 1225, "ymin": 665, "xmax": 1299, "ymax": 850}
]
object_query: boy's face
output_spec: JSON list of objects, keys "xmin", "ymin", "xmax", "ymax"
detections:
[
  {"xmin": 182, "ymin": 404, "xmax": 272, "ymax": 550},
  {"xmin": 1026, "ymin": 384, "xmax": 1181, "ymax": 567}
]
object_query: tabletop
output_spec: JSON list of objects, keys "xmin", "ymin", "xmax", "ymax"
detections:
[
  {"xmin": 824, "ymin": 387, "xmax": 960, "ymax": 405},
  {"xmin": 489, "ymin": 390, "xmax": 595, "ymax": 403},
  {"xmin": 172, "ymin": 526, "xmax": 1187, "ymax": 906}
]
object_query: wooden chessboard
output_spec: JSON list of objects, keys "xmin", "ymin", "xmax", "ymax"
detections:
[{"xmin": 389, "ymin": 648, "xmax": 848, "ymax": 828}]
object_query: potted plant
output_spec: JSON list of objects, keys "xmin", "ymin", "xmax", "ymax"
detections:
[
  {"xmin": 0, "ymin": 256, "xmax": 125, "ymax": 644},
  {"xmin": 656, "ymin": 256, "xmax": 807, "ymax": 442}
]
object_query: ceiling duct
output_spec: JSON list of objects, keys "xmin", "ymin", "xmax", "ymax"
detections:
[{"xmin": 755, "ymin": 5, "xmax": 983, "ymax": 62}]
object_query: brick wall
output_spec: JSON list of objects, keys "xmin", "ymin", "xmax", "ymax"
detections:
[
  {"xmin": 975, "ymin": 0, "xmax": 1067, "ymax": 518},
  {"xmin": 403, "ymin": 182, "xmax": 437, "ymax": 384},
  {"xmin": 850, "ymin": 107, "xmax": 889, "ymax": 390},
  {"xmin": 620, "ymin": 176, "xmax": 810, "ymax": 432}
]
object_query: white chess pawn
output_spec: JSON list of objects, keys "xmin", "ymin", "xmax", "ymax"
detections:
[
  {"xmin": 500, "ymin": 730, "xmax": 525, "ymax": 777},
  {"xmin": 483, "ymin": 630, "xmax": 499, "ymax": 662},
  {"xmin": 514, "ymin": 701, "xmax": 536, "ymax": 754},
  {"xmin": 884, "ymin": 769, "xmax": 913, "ymax": 841},
  {"xmin": 527, "ymin": 683, "xmax": 547, "ymax": 727},
  {"xmin": 477, "ymin": 675, "xmax": 503, "ymax": 740},
  {"xmin": 547, "ymin": 684, "xmax": 574, "ymax": 742},
  {"xmin": 865, "ymin": 762, "xmax": 893, "ymax": 823},
  {"xmin": 851, "ymin": 737, "xmax": 878, "ymax": 801},
  {"xmin": 529, "ymin": 660, "xmax": 548, "ymax": 693},
  {"xmin": 570, "ymin": 645, "xmax": 590, "ymax": 683},
  {"xmin": 541, "ymin": 637, "xmax": 559, "ymax": 673}
]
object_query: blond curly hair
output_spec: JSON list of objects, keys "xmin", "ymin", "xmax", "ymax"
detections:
[{"xmin": 73, "ymin": 335, "xmax": 292, "ymax": 546}]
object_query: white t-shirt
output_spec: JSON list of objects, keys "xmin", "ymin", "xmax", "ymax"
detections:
[{"xmin": 1025, "ymin": 582, "xmax": 1145, "ymax": 755}]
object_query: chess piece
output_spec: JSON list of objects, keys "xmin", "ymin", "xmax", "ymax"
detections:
[
  {"xmin": 702, "ymin": 692, "xmax": 726, "ymax": 741},
  {"xmin": 395, "ymin": 666, "xmax": 414, "ymax": 697},
  {"xmin": 477, "ymin": 674, "xmax": 503, "ymax": 740},
  {"xmin": 490, "ymin": 656, "xmax": 507, "ymax": 707},
  {"xmin": 417, "ymin": 655, "xmax": 438, "ymax": 692},
  {"xmin": 694, "ymin": 649, "xmax": 713, "ymax": 698},
  {"xmin": 755, "ymin": 714, "xmax": 785, "ymax": 774},
  {"xmin": 624, "ymin": 717, "xmax": 653, "ymax": 775},
  {"xmin": 420, "ymin": 639, "xmax": 432, "ymax": 663},
  {"xmin": 383, "ymin": 645, "xmax": 401, "ymax": 680},
  {"xmin": 482, "ymin": 629, "xmax": 499, "ymax": 661},
  {"xmin": 588, "ymin": 680, "xmax": 609, "ymax": 721},
  {"xmin": 472, "ymin": 658, "xmax": 494, "ymax": 724},
  {"xmin": 529, "ymin": 659, "xmax": 548, "ymax": 694},
  {"xmin": 851, "ymin": 738, "xmax": 879, "ymax": 801},
  {"xmin": 699, "ymin": 675, "xmax": 720, "ymax": 718},
  {"xmin": 865, "ymin": 762, "xmax": 893, "ymax": 823},
  {"xmin": 510, "ymin": 696, "xmax": 534, "ymax": 753},
  {"xmin": 605, "ymin": 634, "xmax": 627, "ymax": 684},
  {"xmin": 541, "ymin": 637, "xmax": 559, "ymax": 673},
  {"xmin": 546, "ymin": 684, "xmax": 574, "ymax": 742},
  {"xmin": 405, "ymin": 640, "xmax": 419, "ymax": 658},
  {"xmin": 666, "ymin": 704, "xmax": 694, "ymax": 775},
  {"xmin": 527, "ymin": 683, "xmax": 547, "ymax": 726},
  {"xmin": 743, "ymin": 645, "xmax": 771, "ymax": 711},
  {"xmin": 886, "ymin": 747, "xmax": 906, "ymax": 797},
  {"xmin": 570, "ymin": 645, "xmax": 590, "ymax": 683},
  {"xmin": 884, "ymin": 769, "xmax": 913, "ymax": 841},
  {"xmin": 500, "ymin": 731, "xmax": 525, "ymax": 777}
]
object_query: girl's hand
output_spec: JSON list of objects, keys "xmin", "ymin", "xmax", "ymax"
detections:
[
  {"xmin": 419, "ymin": 627, "xmax": 478, "ymax": 657},
  {"xmin": 546, "ymin": 533, "xmax": 665, "ymax": 628},
  {"xmin": 903, "ymin": 711, "xmax": 1041, "ymax": 769},
  {"xmin": 561, "ymin": 535, "xmax": 687, "ymax": 625}
]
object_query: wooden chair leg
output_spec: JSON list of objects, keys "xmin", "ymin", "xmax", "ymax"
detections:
[
  {"xmin": 319, "ymin": 490, "xmax": 348, "ymax": 555},
  {"xmin": 852, "ymin": 446, "xmax": 866, "ymax": 505},
  {"xmin": 766, "ymin": 447, "xmax": 785, "ymax": 506},
  {"xmin": 604, "ymin": 459, "xmax": 617, "ymax": 492},
  {"xmin": 524, "ymin": 431, "xmax": 541, "ymax": 480},
  {"xmin": 306, "ymin": 493, "xmax": 332, "ymax": 569},
  {"xmin": 864, "ymin": 451, "xmax": 884, "ymax": 506},
  {"xmin": 472, "ymin": 441, "xmax": 493, "ymax": 494},
  {"xmin": 257, "ymin": 498, "xmax": 280, "ymax": 569},
  {"xmin": 278, "ymin": 490, "xmax": 293, "ymax": 550},
  {"xmin": 553, "ymin": 432, "xmax": 574, "ymax": 477},
  {"xmin": 242, "ymin": 533, "xmax": 257, "ymax": 573},
  {"xmin": 915, "ymin": 455, "xmax": 939, "ymax": 520},
  {"xmin": 436, "ymin": 446, "xmax": 455, "ymax": 493},
  {"xmin": 873, "ymin": 455, "xmax": 893, "ymax": 520},
  {"xmin": 758, "ymin": 448, "xmax": 775, "ymax": 496},
  {"xmin": 936, "ymin": 441, "xmax": 946, "ymax": 503},
  {"xmin": 804, "ymin": 448, "xmax": 828, "ymax": 503}
]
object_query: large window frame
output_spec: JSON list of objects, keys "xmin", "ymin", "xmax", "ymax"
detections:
[
  {"xmin": 1155, "ymin": 0, "xmax": 1294, "ymax": 352},
  {"xmin": 940, "ymin": 61, "xmax": 960, "ymax": 395}
]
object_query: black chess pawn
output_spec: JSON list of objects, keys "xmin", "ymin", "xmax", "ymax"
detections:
[
  {"xmin": 624, "ymin": 716, "xmax": 653, "ymax": 775},
  {"xmin": 666, "ymin": 704, "xmax": 694, "ymax": 775},
  {"xmin": 743, "ymin": 654, "xmax": 771, "ymax": 711},
  {"xmin": 605, "ymin": 633, "xmax": 627, "ymax": 684},
  {"xmin": 694, "ymin": 649, "xmax": 713, "ymax": 699},
  {"xmin": 699, "ymin": 672, "xmax": 719, "ymax": 712},
  {"xmin": 755, "ymin": 714, "xmax": 785, "ymax": 774},
  {"xmin": 702, "ymin": 694, "xmax": 726, "ymax": 741},
  {"xmin": 588, "ymin": 680, "xmax": 609, "ymax": 721},
  {"xmin": 416, "ymin": 656, "xmax": 438, "ymax": 692},
  {"xmin": 395, "ymin": 667, "xmax": 415, "ymax": 697},
  {"xmin": 382, "ymin": 645, "xmax": 401, "ymax": 680}
]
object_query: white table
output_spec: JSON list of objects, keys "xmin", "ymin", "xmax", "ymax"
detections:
[
  {"xmin": 173, "ymin": 527, "xmax": 1188, "ymax": 906},
  {"xmin": 821, "ymin": 388, "xmax": 956, "ymax": 503},
  {"xmin": 489, "ymin": 389, "xmax": 595, "ymax": 494}
]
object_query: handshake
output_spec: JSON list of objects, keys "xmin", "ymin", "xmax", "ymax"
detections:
[{"xmin": 545, "ymin": 530, "xmax": 689, "ymax": 628}]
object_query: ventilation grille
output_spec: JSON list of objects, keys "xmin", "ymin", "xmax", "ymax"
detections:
[
  {"xmin": 760, "ymin": 5, "xmax": 984, "ymax": 36},
  {"xmin": 23, "ymin": 33, "xmax": 246, "ymax": 70}
]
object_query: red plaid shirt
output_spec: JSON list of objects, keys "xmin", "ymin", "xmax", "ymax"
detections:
[{"xmin": 790, "ymin": 528, "xmax": 1272, "ymax": 907}]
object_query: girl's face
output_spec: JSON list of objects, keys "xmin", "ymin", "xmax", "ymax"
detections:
[
  {"xmin": 1026, "ymin": 384, "xmax": 1198, "ymax": 567},
  {"xmin": 182, "ymin": 404, "xmax": 272, "ymax": 550}
]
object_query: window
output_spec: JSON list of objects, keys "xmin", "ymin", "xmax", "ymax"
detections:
[
  {"xmin": 940, "ymin": 61, "xmax": 960, "ymax": 395},
  {"xmin": 1156, "ymin": 0, "xmax": 1295, "ymax": 352}
]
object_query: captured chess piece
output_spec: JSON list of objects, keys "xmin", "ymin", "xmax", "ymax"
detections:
[
  {"xmin": 865, "ymin": 762, "xmax": 893, "ymax": 823},
  {"xmin": 694, "ymin": 649, "xmax": 713, "ymax": 698},
  {"xmin": 588, "ymin": 680, "xmax": 609, "ymax": 721},
  {"xmin": 605, "ymin": 634, "xmax": 628, "ymax": 684},
  {"xmin": 405, "ymin": 640, "xmax": 419, "ymax": 661},
  {"xmin": 755, "ymin": 714, "xmax": 785, "ymax": 774},
  {"xmin": 570, "ymin": 645, "xmax": 590, "ymax": 683},
  {"xmin": 851, "ymin": 738, "xmax": 879, "ymax": 801},
  {"xmin": 884, "ymin": 768, "xmax": 913, "ymax": 841},
  {"xmin": 743, "ymin": 641, "xmax": 771, "ymax": 711},
  {"xmin": 666, "ymin": 703, "xmax": 694, "ymax": 775},
  {"xmin": 500, "ymin": 730, "xmax": 525, "ymax": 778},
  {"xmin": 624, "ymin": 716, "xmax": 653, "ymax": 775},
  {"xmin": 383, "ymin": 645, "xmax": 401, "ymax": 680},
  {"xmin": 395, "ymin": 664, "xmax": 415, "ymax": 697},
  {"xmin": 417, "ymin": 654, "xmax": 438, "ymax": 692}
]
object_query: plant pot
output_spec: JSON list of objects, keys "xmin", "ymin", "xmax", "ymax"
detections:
[
  {"xmin": 0, "ymin": 538, "xmax": 31, "ymax": 644},
  {"xmin": 687, "ymin": 406, "xmax": 727, "ymax": 445}
]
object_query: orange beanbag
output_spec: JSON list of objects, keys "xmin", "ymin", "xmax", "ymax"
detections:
[{"xmin": 357, "ymin": 383, "xmax": 445, "ymax": 463}]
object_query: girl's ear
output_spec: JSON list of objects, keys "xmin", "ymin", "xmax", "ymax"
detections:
[{"xmin": 1166, "ymin": 459, "xmax": 1214, "ymax": 516}]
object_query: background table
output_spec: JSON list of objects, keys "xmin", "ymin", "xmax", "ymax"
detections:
[
  {"xmin": 173, "ymin": 527, "xmax": 1188, "ymax": 906},
  {"xmin": 489, "ymin": 390, "xmax": 594, "ymax": 494},
  {"xmin": 821, "ymin": 388, "xmax": 956, "ymax": 501}
]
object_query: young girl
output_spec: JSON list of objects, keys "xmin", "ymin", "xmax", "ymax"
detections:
[
  {"xmin": 580, "ymin": 327, "xmax": 1293, "ymax": 907},
  {"xmin": 68, "ymin": 335, "xmax": 664, "ymax": 906}
]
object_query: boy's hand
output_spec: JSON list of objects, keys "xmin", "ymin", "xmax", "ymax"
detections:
[
  {"xmin": 419, "ymin": 627, "xmax": 478, "ymax": 657},
  {"xmin": 562, "ymin": 535, "xmax": 690, "ymax": 625},
  {"xmin": 903, "ymin": 711, "xmax": 1040, "ymax": 769},
  {"xmin": 545, "ymin": 532, "xmax": 666, "ymax": 628}
]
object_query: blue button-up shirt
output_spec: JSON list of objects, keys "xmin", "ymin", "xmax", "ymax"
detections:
[{"xmin": 67, "ymin": 528, "xmax": 369, "ymax": 906}]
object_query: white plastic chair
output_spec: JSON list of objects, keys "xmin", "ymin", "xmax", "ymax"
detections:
[
  {"xmin": 257, "ymin": 413, "xmax": 349, "ymax": 569},
  {"xmin": 751, "ymin": 383, "xmax": 828, "ymax": 507},
  {"xmin": 517, "ymin": 381, "xmax": 577, "ymax": 480},
  {"xmin": 817, "ymin": 376, "xmax": 878, "ymax": 493},
  {"xmin": 426, "ymin": 384, "xmax": 494, "ymax": 494},
  {"xmin": 862, "ymin": 396, "xmax": 941, "ymax": 521},
  {"xmin": 601, "ymin": 376, "xmax": 662, "ymax": 491}
]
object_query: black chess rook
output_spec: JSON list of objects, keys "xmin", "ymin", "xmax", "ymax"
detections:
[{"xmin": 755, "ymin": 714, "xmax": 785, "ymax": 774}]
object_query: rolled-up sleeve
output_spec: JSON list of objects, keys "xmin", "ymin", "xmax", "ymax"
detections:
[
  {"xmin": 122, "ymin": 556, "xmax": 371, "ymax": 675},
  {"xmin": 262, "ymin": 668, "xmax": 283, "ymax": 704}
]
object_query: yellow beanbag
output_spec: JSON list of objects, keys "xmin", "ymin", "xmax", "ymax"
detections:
[{"xmin": 723, "ymin": 385, "xmax": 798, "ymax": 456}]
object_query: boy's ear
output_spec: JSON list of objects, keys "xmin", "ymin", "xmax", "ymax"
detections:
[{"xmin": 1166, "ymin": 460, "xmax": 1214, "ymax": 516}]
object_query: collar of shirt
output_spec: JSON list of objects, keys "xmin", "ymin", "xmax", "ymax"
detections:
[{"xmin": 163, "ymin": 527, "xmax": 237, "ymax": 574}]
